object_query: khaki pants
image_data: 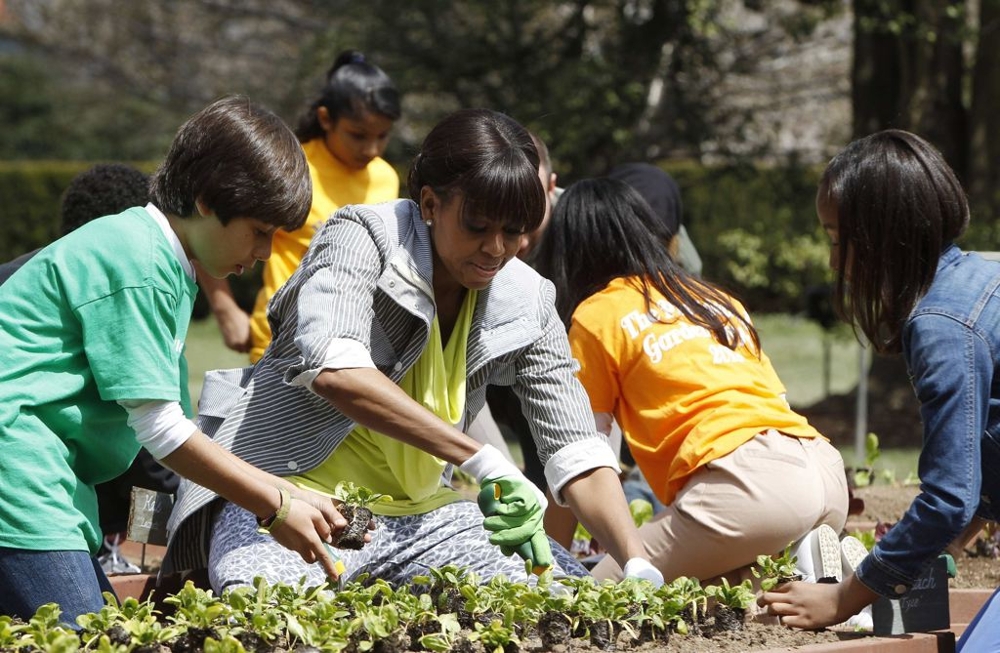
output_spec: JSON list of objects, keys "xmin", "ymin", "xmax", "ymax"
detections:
[{"xmin": 591, "ymin": 430, "xmax": 848, "ymax": 585}]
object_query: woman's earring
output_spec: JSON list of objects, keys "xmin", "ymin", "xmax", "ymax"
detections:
[{"xmin": 425, "ymin": 220, "xmax": 432, "ymax": 227}]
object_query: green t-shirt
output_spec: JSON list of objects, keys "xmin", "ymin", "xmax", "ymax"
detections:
[{"xmin": 0, "ymin": 207, "xmax": 197, "ymax": 554}]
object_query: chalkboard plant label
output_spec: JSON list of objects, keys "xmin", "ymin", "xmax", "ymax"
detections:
[{"xmin": 872, "ymin": 554, "xmax": 953, "ymax": 635}]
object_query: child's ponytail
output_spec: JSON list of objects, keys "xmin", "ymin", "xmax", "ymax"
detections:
[{"xmin": 295, "ymin": 49, "xmax": 401, "ymax": 142}]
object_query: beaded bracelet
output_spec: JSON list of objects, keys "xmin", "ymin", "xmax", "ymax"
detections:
[{"xmin": 257, "ymin": 487, "xmax": 291, "ymax": 534}]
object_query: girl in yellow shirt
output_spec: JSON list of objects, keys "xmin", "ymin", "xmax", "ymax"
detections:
[{"xmin": 202, "ymin": 50, "xmax": 400, "ymax": 361}]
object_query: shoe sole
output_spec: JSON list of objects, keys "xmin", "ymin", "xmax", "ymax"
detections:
[
  {"xmin": 839, "ymin": 537, "xmax": 874, "ymax": 631},
  {"xmin": 840, "ymin": 535, "xmax": 869, "ymax": 575},
  {"xmin": 813, "ymin": 524, "xmax": 842, "ymax": 582}
]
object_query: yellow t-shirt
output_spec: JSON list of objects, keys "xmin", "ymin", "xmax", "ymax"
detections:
[
  {"xmin": 248, "ymin": 138, "xmax": 400, "ymax": 362},
  {"xmin": 289, "ymin": 290, "xmax": 478, "ymax": 516},
  {"xmin": 569, "ymin": 277, "xmax": 821, "ymax": 507}
]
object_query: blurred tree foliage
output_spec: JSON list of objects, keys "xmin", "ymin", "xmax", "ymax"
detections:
[
  {"xmin": 1, "ymin": 0, "xmax": 998, "ymax": 302},
  {"xmin": 852, "ymin": 0, "xmax": 1000, "ymax": 239},
  {"xmin": 0, "ymin": 0, "xmax": 844, "ymax": 174}
]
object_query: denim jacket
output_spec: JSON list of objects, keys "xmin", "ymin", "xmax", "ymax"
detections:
[{"xmin": 856, "ymin": 245, "xmax": 1000, "ymax": 597}]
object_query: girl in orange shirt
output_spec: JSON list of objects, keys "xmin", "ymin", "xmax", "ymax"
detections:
[{"xmin": 533, "ymin": 177, "xmax": 849, "ymax": 587}]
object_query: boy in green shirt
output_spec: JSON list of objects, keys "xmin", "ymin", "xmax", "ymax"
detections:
[{"xmin": 0, "ymin": 96, "xmax": 353, "ymax": 626}]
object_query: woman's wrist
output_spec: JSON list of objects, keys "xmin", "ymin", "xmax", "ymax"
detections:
[{"xmin": 256, "ymin": 487, "xmax": 292, "ymax": 533}]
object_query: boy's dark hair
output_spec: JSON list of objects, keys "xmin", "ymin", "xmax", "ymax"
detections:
[
  {"xmin": 60, "ymin": 163, "xmax": 149, "ymax": 236},
  {"xmin": 819, "ymin": 129, "xmax": 969, "ymax": 354},
  {"xmin": 296, "ymin": 50, "xmax": 401, "ymax": 142},
  {"xmin": 149, "ymin": 95, "xmax": 310, "ymax": 232},
  {"xmin": 407, "ymin": 108, "xmax": 545, "ymax": 234},
  {"xmin": 533, "ymin": 177, "xmax": 759, "ymax": 354}
]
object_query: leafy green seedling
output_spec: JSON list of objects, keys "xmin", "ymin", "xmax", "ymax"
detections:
[
  {"xmin": 330, "ymin": 481, "xmax": 392, "ymax": 550},
  {"xmin": 752, "ymin": 544, "xmax": 801, "ymax": 591}
]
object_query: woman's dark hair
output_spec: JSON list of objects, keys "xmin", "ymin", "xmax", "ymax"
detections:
[
  {"xmin": 407, "ymin": 108, "xmax": 545, "ymax": 233},
  {"xmin": 295, "ymin": 50, "xmax": 401, "ymax": 142},
  {"xmin": 819, "ymin": 129, "xmax": 969, "ymax": 354},
  {"xmin": 533, "ymin": 177, "xmax": 759, "ymax": 353},
  {"xmin": 149, "ymin": 95, "xmax": 310, "ymax": 232}
]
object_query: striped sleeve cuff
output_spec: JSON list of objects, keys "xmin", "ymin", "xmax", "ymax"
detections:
[
  {"xmin": 544, "ymin": 438, "xmax": 621, "ymax": 506},
  {"xmin": 286, "ymin": 337, "xmax": 376, "ymax": 391}
]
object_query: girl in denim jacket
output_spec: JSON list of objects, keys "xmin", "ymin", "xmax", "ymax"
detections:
[{"xmin": 761, "ymin": 130, "xmax": 1000, "ymax": 651}]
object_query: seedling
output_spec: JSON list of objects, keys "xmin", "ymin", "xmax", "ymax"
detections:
[
  {"xmin": 852, "ymin": 432, "xmax": 881, "ymax": 487},
  {"xmin": 705, "ymin": 578, "xmax": 754, "ymax": 632},
  {"xmin": 330, "ymin": 481, "xmax": 392, "ymax": 550},
  {"xmin": 752, "ymin": 544, "xmax": 801, "ymax": 591}
]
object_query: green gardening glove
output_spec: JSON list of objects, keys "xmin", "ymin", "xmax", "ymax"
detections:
[
  {"xmin": 477, "ymin": 476, "xmax": 553, "ymax": 574},
  {"xmin": 498, "ymin": 531, "xmax": 554, "ymax": 576}
]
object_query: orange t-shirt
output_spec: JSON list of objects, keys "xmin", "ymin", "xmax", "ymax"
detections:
[
  {"xmin": 569, "ymin": 277, "xmax": 822, "ymax": 506},
  {"xmin": 248, "ymin": 138, "xmax": 399, "ymax": 361}
]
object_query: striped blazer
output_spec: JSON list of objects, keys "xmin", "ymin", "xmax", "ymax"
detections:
[{"xmin": 162, "ymin": 199, "xmax": 616, "ymax": 573}]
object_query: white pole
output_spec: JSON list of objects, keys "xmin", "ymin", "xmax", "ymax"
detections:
[{"xmin": 854, "ymin": 339, "xmax": 871, "ymax": 463}]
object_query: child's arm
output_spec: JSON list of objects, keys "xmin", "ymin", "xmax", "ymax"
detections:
[
  {"xmin": 121, "ymin": 399, "xmax": 350, "ymax": 580},
  {"xmin": 160, "ymin": 429, "xmax": 350, "ymax": 581}
]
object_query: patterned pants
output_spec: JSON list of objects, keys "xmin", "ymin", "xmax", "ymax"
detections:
[{"xmin": 208, "ymin": 499, "xmax": 587, "ymax": 593}]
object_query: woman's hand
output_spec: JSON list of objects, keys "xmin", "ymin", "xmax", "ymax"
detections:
[
  {"xmin": 461, "ymin": 444, "xmax": 552, "ymax": 573},
  {"xmin": 269, "ymin": 491, "xmax": 351, "ymax": 581}
]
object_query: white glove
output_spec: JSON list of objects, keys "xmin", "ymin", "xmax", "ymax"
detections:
[
  {"xmin": 623, "ymin": 557, "xmax": 664, "ymax": 588},
  {"xmin": 459, "ymin": 444, "xmax": 548, "ymax": 510}
]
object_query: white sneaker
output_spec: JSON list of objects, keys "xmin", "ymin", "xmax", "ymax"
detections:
[
  {"xmin": 844, "ymin": 606, "xmax": 874, "ymax": 630},
  {"xmin": 791, "ymin": 524, "xmax": 842, "ymax": 583},
  {"xmin": 839, "ymin": 534, "xmax": 873, "ymax": 630},
  {"xmin": 98, "ymin": 536, "xmax": 141, "ymax": 575}
]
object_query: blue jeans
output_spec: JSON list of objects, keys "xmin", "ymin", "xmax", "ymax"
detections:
[
  {"xmin": 957, "ymin": 586, "xmax": 1000, "ymax": 652},
  {"xmin": 0, "ymin": 547, "xmax": 116, "ymax": 627}
]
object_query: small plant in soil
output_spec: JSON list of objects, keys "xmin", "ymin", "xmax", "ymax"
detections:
[
  {"xmin": 668, "ymin": 575, "xmax": 708, "ymax": 636},
  {"xmin": 471, "ymin": 618, "xmax": 521, "ymax": 653},
  {"xmin": 705, "ymin": 577, "xmax": 755, "ymax": 633},
  {"xmin": 78, "ymin": 592, "xmax": 180, "ymax": 650},
  {"xmin": 415, "ymin": 612, "xmax": 463, "ymax": 652},
  {"xmin": 752, "ymin": 544, "xmax": 802, "ymax": 591},
  {"xmin": 414, "ymin": 564, "xmax": 480, "ymax": 616},
  {"xmin": 330, "ymin": 480, "xmax": 392, "ymax": 550},
  {"xmin": 532, "ymin": 575, "xmax": 577, "ymax": 650},
  {"xmin": 575, "ymin": 580, "xmax": 638, "ymax": 650},
  {"xmin": 848, "ymin": 432, "xmax": 885, "ymax": 488},
  {"xmin": 621, "ymin": 578, "xmax": 676, "ymax": 646},
  {"xmin": 9, "ymin": 603, "xmax": 82, "ymax": 652}
]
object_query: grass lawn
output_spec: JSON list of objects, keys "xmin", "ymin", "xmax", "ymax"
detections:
[
  {"xmin": 184, "ymin": 311, "xmax": 919, "ymax": 476},
  {"xmin": 752, "ymin": 313, "xmax": 862, "ymax": 409},
  {"xmin": 185, "ymin": 318, "xmax": 250, "ymax": 407}
]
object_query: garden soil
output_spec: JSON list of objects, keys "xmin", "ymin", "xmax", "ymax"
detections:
[
  {"xmin": 519, "ymin": 482, "xmax": 998, "ymax": 652},
  {"xmin": 851, "ymin": 484, "xmax": 1000, "ymax": 590}
]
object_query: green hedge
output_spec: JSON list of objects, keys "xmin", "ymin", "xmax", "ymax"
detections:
[
  {"xmin": 0, "ymin": 160, "xmax": 830, "ymax": 314},
  {"xmin": 664, "ymin": 161, "xmax": 830, "ymax": 312},
  {"xmin": 0, "ymin": 161, "xmax": 94, "ymax": 262}
]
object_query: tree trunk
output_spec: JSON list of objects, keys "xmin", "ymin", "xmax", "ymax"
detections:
[
  {"xmin": 852, "ymin": 0, "xmax": 906, "ymax": 138},
  {"xmin": 851, "ymin": 0, "xmax": 967, "ymax": 178},
  {"xmin": 969, "ymin": 0, "xmax": 1000, "ymax": 226}
]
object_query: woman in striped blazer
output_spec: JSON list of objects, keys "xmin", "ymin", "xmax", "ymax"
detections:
[{"xmin": 163, "ymin": 108, "xmax": 662, "ymax": 592}]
